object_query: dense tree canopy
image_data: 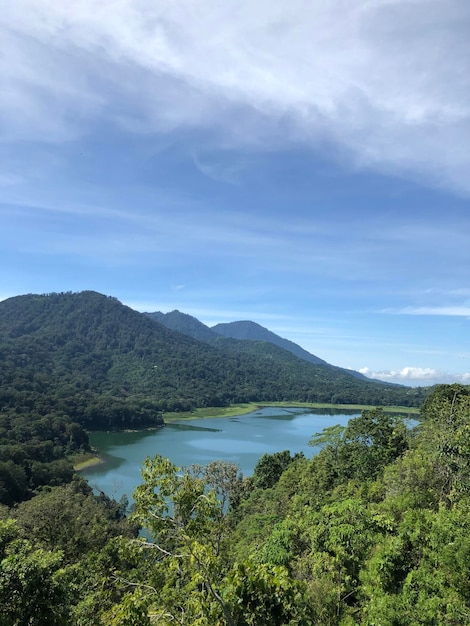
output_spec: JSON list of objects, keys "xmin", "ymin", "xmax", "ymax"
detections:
[
  {"xmin": 0, "ymin": 384, "xmax": 469, "ymax": 623},
  {"xmin": 0, "ymin": 291, "xmax": 426, "ymax": 427}
]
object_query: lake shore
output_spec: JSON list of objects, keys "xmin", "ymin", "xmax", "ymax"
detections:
[
  {"xmin": 72, "ymin": 452, "xmax": 106, "ymax": 471},
  {"xmin": 82, "ymin": 407, "xmax": 360, "ymax": 499},
  {"xmin": 79, "ymin": 402, "xmax": 419, "ymax": 475},
  {"xmin": 162, "ymin": 401, "xmax": 419, "ymax": 422}
]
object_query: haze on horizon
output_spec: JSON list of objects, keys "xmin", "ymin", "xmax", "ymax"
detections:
[{"xmin": 1, "ymin": 0, "xmax": 469, "ymax": 387}]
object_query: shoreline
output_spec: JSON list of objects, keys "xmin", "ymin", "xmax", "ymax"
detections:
[
  {"xmin": 162, "ymin": 401, "xmax": 419, "ymax": 422},
  {"xmin": 72, "ymin": 452, "xmax": 106, "ymax": 471},
  {"xmin": 79, "ymin": 402, "xmax": 419, "ymax": 472}
]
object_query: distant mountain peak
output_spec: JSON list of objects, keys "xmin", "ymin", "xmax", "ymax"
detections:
[
  {"xmin": 145, "ymin": 309, "xmax": 218, "ymax": 341},
  {"xmin": 211, "ymin": 320, "xmax": 328, "ymax": 366}
]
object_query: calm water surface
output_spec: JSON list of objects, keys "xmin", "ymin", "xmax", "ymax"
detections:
[{"xmin": 83, "ymin": 407, "xmax": 359, "ymax": 501}]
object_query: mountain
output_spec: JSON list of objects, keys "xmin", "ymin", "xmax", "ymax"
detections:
[
  {"xmin": 211, "ymin": 320, "xmax": 370, "ymax": 380},
  {"xmin": 212, "ymin": 320, "xmax": 327, "ymax": 365},
  {"xmin": 148, "ymin": 313, "xmax": 367, "ymax": 381},
  {"xmin": 0, "ymin": 292, "xmax": 426, "ymax": 432},
  {"xmin": 145, "ymin": 310, "xmax": 218, "ymax": 341},
  {"xmin": 0, "ymin": 291, "xmax": 428, "ymax": 507}
]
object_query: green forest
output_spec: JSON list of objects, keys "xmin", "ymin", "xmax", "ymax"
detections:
[
  {"xmin": 0, "ymin": 291, "xmax": 426, "ymax": 504},
  {"xmin": 1, "ymin": 383, "xmax": 470, "ymax": 624}
]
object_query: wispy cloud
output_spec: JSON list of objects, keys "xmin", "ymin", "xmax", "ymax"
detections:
[
  {"xmin": 2, "ymin": 1, "xmax": 469, "ymax": 193},
  {"xmin": 389, "ymin": 306, "xmax": 470, "ymax": 317},
  {"xmin": 359, "ymin": 366, "xmax": 470, "ymax": 386}
]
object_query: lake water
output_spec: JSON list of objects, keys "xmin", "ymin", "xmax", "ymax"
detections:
[{"xmin": 83, "ymin": 407, "xmax": 359, "ymax": 501}]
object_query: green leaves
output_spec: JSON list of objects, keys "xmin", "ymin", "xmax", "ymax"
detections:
[
  {"xmin": 0, "ymin": 520, "xmax": 69, "ymax": 625},
  {"xmin": 129, "ymin": 455, "xmax": 242, "ymax": 624},
  {"xmin": 224, "ymin": 561, "xmax": 314, "ymax": 626}
]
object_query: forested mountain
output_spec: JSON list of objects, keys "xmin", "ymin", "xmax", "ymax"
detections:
[
  {"xmin": 0, "ymin": 292, "xmax": 466, "ymax": 623},
  {"xmin": 147, "ymin": 310, "xmax": 370, "ymax": 381},
  {"xmin": 1, "ymin": 291, "xmax": 424, "ymax": 414},
  {"xmin": 145, "ymin": 309, "xmax": 218, "ymax": 341},
  {"xmin": 212, "ymin": 319, "xmax": 327, "ymax": 365},
  {"xmin": 212, "ymin": 319, "xmax": 372, "ymax": 380},
  {"xmin": 0, "ymin": 290, "xmax": 426, "ymax": 505}
]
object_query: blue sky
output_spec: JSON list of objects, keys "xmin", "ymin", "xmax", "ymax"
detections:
[{"xmin": 1, "ymin": 0, "xmax": 469, "ymax": 386}]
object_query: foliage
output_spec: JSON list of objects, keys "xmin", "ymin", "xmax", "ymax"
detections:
[
  {"xmin": 12, "ymin": 479, "xmax": 138, "ymax": 563},
  {"xmin": 0, "ymin": 290, "xmax": 426, "ymax": 503},
  {"xmin": 0, "ymin": 292, "xmax": 427, "ymax": 433},
  {"xmin": 129, "ymin": 455, "xmax": 241, "ymax": 624},
  {"xmin": 309, "ymin": 408, "xmax": 410, "ymax": 485},
  {"xmin": 223, "ymin": 560, "xmax": 314, "ymax": 625},
  {"xmin": 0, "ymin": 520, "xmax": 69, "ymax": 625},
  {"xmin": 252, "ymin": 449, "xmax": 304, "ymax": 489},
  {"xmin": 0, "ymin": 342, "xmax": 467, "ymax": 626}
]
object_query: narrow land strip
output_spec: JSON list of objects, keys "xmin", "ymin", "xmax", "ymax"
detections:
[{"xmin": 162, "ymin": 401, "xmax": 419, "ymax": 422}]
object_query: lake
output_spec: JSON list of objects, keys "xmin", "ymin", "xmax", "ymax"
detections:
[{"xmin": 83, "ymin": 406, "xmax": 359, "ymax": 501}]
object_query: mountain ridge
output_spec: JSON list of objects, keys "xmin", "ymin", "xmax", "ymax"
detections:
[
  {"xmin": 0, "ymin": 292, "xmax": 426, "ymax": 430},
  {"xmin": 145, "ymin": 310, "xmax": 368, "ymax": 381},
  {"xmin": 212, "ymin": 320, "xmax": 326, "ymax": 364}
]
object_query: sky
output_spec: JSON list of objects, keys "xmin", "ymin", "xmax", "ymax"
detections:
[{"xmin": 1, "ymin": 0, "xmax": 469, "ymax": 387}]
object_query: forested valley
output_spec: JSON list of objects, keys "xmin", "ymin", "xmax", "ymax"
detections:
[
  {"xmin": 2, "ymin": 291, "xmax": 466, "ymax": 624},
  {"xmin": 0, "ymin": 291, "xmax": 425, "ymax": 505}
]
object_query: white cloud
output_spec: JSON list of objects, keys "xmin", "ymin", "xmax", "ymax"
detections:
[
  {"xmin": 390, "ymin": 306, "xmax": 470, "ymax": 317},
  {"xmin": 359, "ymin": 366, "xmax": 470, "ymax": 386},
  {"xmin": 1, "ymin": 1, "xmax": 469, "ymax": 193}
]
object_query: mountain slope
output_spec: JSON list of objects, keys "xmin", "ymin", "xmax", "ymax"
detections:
[
  {"xmin": 212, "ymin": 320, "xmax": 327, "ymax": 365},
  {"xmin": 211, "ymin": 320, "xmax": 369, "ymax": 380},
  {"xmin": 145, "ymin": 310, "xmax": 218, "ymax": 341},
  {"xmin": 0, "ymin": 292, "xmax": 426, "ymax": 432},
  {"xmin": 145, "ymin": 311, "xmax": 331, "ymax": 370}
]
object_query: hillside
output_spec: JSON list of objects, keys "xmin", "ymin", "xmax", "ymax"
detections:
[
  {"xmin": 0, "ymin": 290, "xmax": 428, "ymax": 505},
  {"xmin": 145, "ymin": 310, "xmax": 218, "ymax": 341},
  {"xmin": 212, "ymin": 320, "xmax": 327, "ymax": 366},
  {"xmin": 1, "ymin": 292, "xmax": 426, "ymax": 421},
  {"xmin": 146, "ymin": 311, "xmax": 369, "ymax": 381},
  {"xmin": 2, "ymin": 385, "xmax": 468, "ymax": 623}
]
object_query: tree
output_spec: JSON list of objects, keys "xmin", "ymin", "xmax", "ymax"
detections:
[
  {"xmin": 0, "ymin": 520, "xmax": 69, "ymax": 625},
  {"xmin": 13, "ymin": 480, "xmax": 137, "ymax": 563},
  {"xmin": 223, "ymin": 560, "xmax": 314, "ymax": 626},
  {"xmin": 128, "ymin": 455, "xmax": 241, "ymax": 625},
  {"xmin": 252, "ymin": 450, "xmax": 304, "ymax": 490},
  {"xmin": 310, "ymin": 409, "xmax": 409, "ymax": 483},
  {"xmin": 419, "ymin": 384, "xmax": 470, "ymax": 503}
]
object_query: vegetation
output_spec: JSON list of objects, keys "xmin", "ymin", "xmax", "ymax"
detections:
[
  {"xmin": 0, "ymin": 291, "xmax": 426, "ymax": 420},
  {"xmin": 0, "ymin": 290, "xmax": 426, "ymax": 506},
  {"xmin": 1, "ymin": 383, "xmax": 469, "ymax": 624},
  {"xmin": 4, "ymin": 289, "xmax": 464, "ymax": 623}
]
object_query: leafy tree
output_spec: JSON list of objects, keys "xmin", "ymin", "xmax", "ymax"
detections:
[
  {"xmin": 310, "ymin": 409, "xmax": 409, "ymax": 483},
  {"xmin": 360, "ymin": 503, "xmax": 470, "ymax": 624},
  {"xmin": 13, "ymin": 480, "xmax": 138, "ymax": 563},
  {"xmin": 252, "ymin": 450, "xmax": 304, "ymax": 489},
  {"xmin": 419, "ymin": 383, "xmax": 470, "ymax": 503},
  {"xmin": 223, "ymin": 561, "xmax": 314, "ymax": 625},
  {"xmin": 0, "ymin": 520, "xmax": 69, "ymax": 625},
  {"xmin": 0, "ymin": 461, "xmax": 29, "ymax": 506},
  {"xmin": 129, "ymin": 455, "xmax": 241, "ymax": 624}
]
